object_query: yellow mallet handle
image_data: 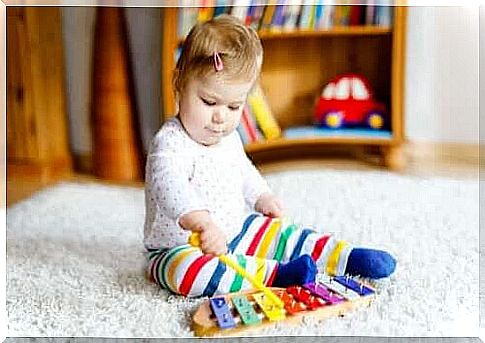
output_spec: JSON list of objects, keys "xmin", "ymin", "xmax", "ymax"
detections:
[{"xmin": 188, "ymin": 233, "xmax": 284, "ymax": 308}]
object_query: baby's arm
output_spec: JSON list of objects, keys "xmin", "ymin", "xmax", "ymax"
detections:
[
  {"xmin": 148, "ymin": 152, "xmax": 228, "ymax": 255},
  {"xmin": 178, "ymin": 210, "xmax": 227, "ymax": 256}
]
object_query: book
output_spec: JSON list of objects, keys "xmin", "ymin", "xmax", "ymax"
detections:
[
  {"xmin": 213, "ymin": 0, "xmax": 229, "ymax": 17},
  {"xmin": 231, "ymin": 0, "xmax": 251, "ymax": 22},
  {"xmin": 314, "ymin": 0, "xmax": 324, "ymax": 29},
  {"xmin": 298, "ymin": 0, "xmax": 314, "ymax": 29},
  {"xmin": 376, "ymin": 5, "xmax": 393, "ymax": 26},
  {"xmin": 178, "ymin": 0, "xmax": 200, "ymax": 38},
  {"xmin": 349, "ymin": 4, "xmax": 363, "ymax": 26},
  {"xmin": 250, "ymin": 0, "xmax": 266, "ymax": 31},
  {"xmin": 247, "ymin": 84, "xmax": 282, "ymax": 140},
  {"xmin": 237, "ymin": 123, "xmax": 250, "ymax": 144},
  {"xmin": 270, "ymin": 2, "xmax": 287, "ymax": 32},
  {"xmin": 366, "ymin": 3, "xmax": 376, "ymax": 25},
  {"xmin": 260, "ymin": 0, "xmax": 278, "ymax": 31},
  {"xmin": 198, "ymin": 0, "xmax": 215, "ymax": 22},
  {"xmin": 322, "ymin": 3, "xmax": 335, "ymax": 29},
  {"xmin": 240, "ymin": 105, "xmax": 261, "ymax": 142},
  {"xmin": 283, "ymin": 0, "xmax": 301, "ymax": 31},
  {"xmin": 245, "ymin": 0, "xmax": 258, "ymax": 26}
]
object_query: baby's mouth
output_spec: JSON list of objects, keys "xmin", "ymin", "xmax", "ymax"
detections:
[{"xmin": 207, "ymin": 128, "xmax": 225, "ymax": 135}]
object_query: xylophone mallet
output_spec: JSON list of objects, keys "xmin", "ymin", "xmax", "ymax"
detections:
[{"xmin": 188, "ymin": 233, "xmax": 284, "ymax": 308}]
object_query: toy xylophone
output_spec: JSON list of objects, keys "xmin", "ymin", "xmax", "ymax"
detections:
[{"xmin": 192, "ymin": 274, "xmax": 376, "ymax": 337}]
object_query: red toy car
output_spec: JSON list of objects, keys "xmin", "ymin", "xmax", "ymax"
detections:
[{"xmin": 314, "ymin": 74, "xmax": 387, "ymax": 130}]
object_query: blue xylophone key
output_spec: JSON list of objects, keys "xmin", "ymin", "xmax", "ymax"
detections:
[
  {"xmin": 303, "ymin": 282, "xmax": 345, "ymax": 304},
  {"xmin": 210, "ymin": 297, "xmax": 237, "ymax": 329},
  {"xmin": 333, "ymin": 276, "xmax": 375, "ymax": 296}
]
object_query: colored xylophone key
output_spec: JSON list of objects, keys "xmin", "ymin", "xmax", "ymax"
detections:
[
  {"xmin": 317, "ymin": 274, "xmax": 375, "ymax": 300},
  {"xmin": 231, "ymin": 295, "xmax": 261, "ymax": 326},
  {"xmin": 303, "ymin": 282, "xmax": 345, "ymax": 304},
  {"xmin": 210, "ymin": 297, "xmax": 236, "ymax": 329},
  {"xmin": 253, "ymin": 292, "xmax": 286, "ymax": 321},
  {"xmin": 333, "ymin": 276, "xmax": 375, "ymax": 296},
  {"xmin": 273, "ymin": 289, "xmax": 307, "ymax": 315},
  {"xmin": 286, "ymin": 286, "xmax": 327, "ymax": 310},
  {"xmin": 316, "ymin": 274, "xmax": 362, "ymax": 300}
]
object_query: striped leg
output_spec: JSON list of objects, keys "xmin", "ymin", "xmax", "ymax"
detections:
[
  {"xmin": 147, "ymin": 244, "xmax": 279, "ymax": 297},
  {"xmin": 228, "ymin": 213, "xmax": 352, "ymax": 276}
]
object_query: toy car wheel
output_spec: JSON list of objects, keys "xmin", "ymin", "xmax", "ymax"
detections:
[
  {"xmin": 323, "ymin": 111, "xmax": 343, "ymax": 129},
  {"xmin": 365, "ymin": 112, "xmax": 385, "ymax": 130}
]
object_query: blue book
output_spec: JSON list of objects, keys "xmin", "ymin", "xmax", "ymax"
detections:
[
  {"xmin": 237, "ymin": 124, "xmax": 251, "ymax": 144},
  {"xmin": 213, "ymin": 0, "xmax": 227, "ymax": 17}
]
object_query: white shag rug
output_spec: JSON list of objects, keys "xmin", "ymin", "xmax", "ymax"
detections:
[{"xmin": 6, "ymin": 169, "xmax": 479, "ymax": 337}]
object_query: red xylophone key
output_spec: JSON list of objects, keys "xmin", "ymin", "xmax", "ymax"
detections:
[{"xmin": 286, "ymin": 286, "xmax": 326, "ymax": 310}]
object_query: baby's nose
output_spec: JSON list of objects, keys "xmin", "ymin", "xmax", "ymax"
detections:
[{"xmin": 212, "ymin": 110, "xmax": 225, "ymax": 124}]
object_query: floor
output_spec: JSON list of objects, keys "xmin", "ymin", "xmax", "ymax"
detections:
[
  {"xmin": 6, "ymin": 155, "xmax": 483, "ymax": 337},
  {"xmin": 6, "ymin": 155, "xmax": 479, "ymax": 207}
]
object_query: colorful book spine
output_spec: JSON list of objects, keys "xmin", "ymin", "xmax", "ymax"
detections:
[
  {"xmin": 314, "ymin": 1, "xmax": 324, "ymax": 29},
  {"xmin": 349, "ymin": 3, "xmax": 363, "ymax": 26},
  {"xmin": 178, "ymin": 0, "xmax": 200, "ymax": 38},
  {"xmin": 270, "ymin": 3, "xmax": 286, "ymax": 32},
  {"xmin": 247, "ymin": 85, "xmax": 281, "ymax": 140},
  {"xmin": 298, "ymin": 0, "xmax": 314, "ymax": 29},
  {"xmin": 260, "ymin": 1, "xmax": 277, "ymax": 30},
  {"xmin": 241, "ymin": 106, "xmax": 259, "ymax": 142},
  {"xmin": 237, "ymin": 123, "xmax": 250, "ymax": 145},
  {"xmin": 341, "ymin": 5, "xmax": 351, "ymax": 26},
  {"xmin": 366, "ymin": 2, "xmax": 376, "ymax": 25},
  {"xmin": 177, "ymin": 0, "xmax": 393, "ymax": 39},
  {"xmin": 213, "ymin": 0, "xmax": 228, "ymax": 17},
  {"xmin": 231, "ymin": 0, "xmax": 251, "ymax": 22},
  {"xmin": 308, "ymin": 5, "xmax": 317, "ymax": 29},
  {"xmin": 245, "ymin": 0, "xmax": 258, "ymax": 26},
  {"xmin": 282, "ymin": 0, "xmax": 301, "ymax": 31},
  {"xmin": 198, "ymin": 0, "xmax": 215, "ymax": 23}
]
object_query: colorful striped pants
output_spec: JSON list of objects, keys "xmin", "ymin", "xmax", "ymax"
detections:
[{"xmin": 147, "ymin": 213, "xmax": 352, "ymax": 297}]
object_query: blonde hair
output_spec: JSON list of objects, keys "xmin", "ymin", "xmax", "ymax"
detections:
[{"xmin": 173, "ymin": 14, "xmax": 263, "ymax": 94}]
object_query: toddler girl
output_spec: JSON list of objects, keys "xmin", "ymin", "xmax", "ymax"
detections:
[{"xmin": 144, "ymin": 14, "xmax": 396, "ymax": 297}]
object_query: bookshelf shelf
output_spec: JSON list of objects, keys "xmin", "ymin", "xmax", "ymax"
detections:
[
  {"xmin": 257, "ymin": 26, "xmax": 393, "ymax": 39},
  {"xmin": 245, "ymin": 136, "xmax": 393, "ymax": 154},
  {"xmin": 176, "ymin": 26, "xmax": 393, "ymax": 43},
  {"xmin": 161, "ymin": 5, "xmax": 407, "ymax": 170}
]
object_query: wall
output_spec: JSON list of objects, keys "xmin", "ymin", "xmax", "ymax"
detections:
[
  {"xmin": 62, "ymin": 7, "xmax": 96, "ymax": 156},
  {"xmin": 61, "ymin": 7, "xmax": 162, "ymax": 158},
  {"xmin": 481, "ymin": 5, "xmax": 484, "ymax": 148},
  {"xmin": 405, "ymin": 6, "xmax": 479, "ymax": 144}
]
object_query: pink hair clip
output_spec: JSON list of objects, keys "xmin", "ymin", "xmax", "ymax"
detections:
[{"xmin": 214, "ymin": 52, "xmax": 223, "ymax": 72}]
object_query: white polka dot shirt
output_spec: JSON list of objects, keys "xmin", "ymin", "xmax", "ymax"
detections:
[{"xmin": 143, "ymin": 117, "xmax": 271, "ymax": 250}]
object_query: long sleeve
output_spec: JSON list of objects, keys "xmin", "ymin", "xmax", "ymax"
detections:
[
  {"xmin": 145, "ymin": 119, "xmax": 210, "ymax": 230},
  {"xmin": 146, "ymin": 152, "xmax": 210, "ymax": 228},
  {"xmin": 232, "ymin": 133, "xmax": 271, "ymax": 210}
]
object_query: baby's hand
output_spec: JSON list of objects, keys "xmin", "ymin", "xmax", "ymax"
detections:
[
  {"xmin": 179, "ymin": 210, "xmax": 228, "ymax": 256},
  {"xmin": 255, "ymin": 192, "xmax": 284, "ymax": 218}
]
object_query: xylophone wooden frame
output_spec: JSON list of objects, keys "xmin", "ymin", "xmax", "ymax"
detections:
[{"xmin": 191, "ymin": 286, "xmax": 375, "ymax": 337}]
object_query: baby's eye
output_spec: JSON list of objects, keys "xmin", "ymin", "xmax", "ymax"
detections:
[
  {"xmin": 201, "ymin": 98, "xmax": 216, "ymax": 106},
  {"xmin": 228, "ymin": 105, "xmax": 240, "ymax": 111}
]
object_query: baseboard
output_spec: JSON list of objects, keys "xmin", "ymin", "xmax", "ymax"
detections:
[
  {"xmin": 404, "ymin": 141, "xmax": 480, "ymax": 165},
  {"xmin": 7, "ymin": 157, "xmax": 72, "ymax": 184}
]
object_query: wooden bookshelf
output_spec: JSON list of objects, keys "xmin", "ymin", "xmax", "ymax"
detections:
[{"xmin": 160, "ymin": 6, "xmax": 407, "ymax": 170}]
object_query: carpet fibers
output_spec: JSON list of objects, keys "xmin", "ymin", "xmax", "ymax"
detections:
[{"xmin": 6, "ymin": 169, "xmax": 479, "ymax": 337}]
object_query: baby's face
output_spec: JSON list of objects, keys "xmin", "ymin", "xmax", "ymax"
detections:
[{"xmin": 178, "ymin": 74, "xmax": 253, "ymax": 146}]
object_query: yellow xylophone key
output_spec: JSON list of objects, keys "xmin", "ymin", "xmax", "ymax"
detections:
[{"xmin": 253, "ymin": 293, "xmax": 286, "ymax": 321}]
